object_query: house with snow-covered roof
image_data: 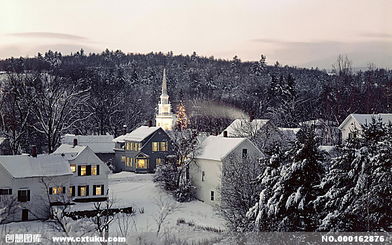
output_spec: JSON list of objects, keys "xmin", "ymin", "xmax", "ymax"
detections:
[
  {"xmin": 220, "ymin": 118, "xmax": 296, "ymax": 151},
  {"xmin": 189, "ymin": 135, "xmax": 264, "ymax": 205},
  {"xmin": 300, "ymin": 119, "xmax": 341, "ymax": 145},
  {"xmin": 339, "ymin": 113, "xmax": 392, "ymax": 141},
  {"xmin": 0, "ymin": 152, "xmax": 72, "ymax": 222},
  {"xmin": 112, "ymin": 125, "xmax": 174, "ymax": 173},
  {"xmin": 60, "ymin": 134, "xmax": 115, "ymax": 164},
  {"xmin": 53, "ymin": 142, "xmax": 110, "ymax": 202}
]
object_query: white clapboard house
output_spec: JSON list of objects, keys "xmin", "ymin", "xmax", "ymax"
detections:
[
  {"xmin": 0, "ymin": 153, "xmax": 72, "ymax": 222},
  {"xmin": 339, "ymin": 113, "xmax": 392, "ymax": 142},
  {"xmin": 189, "ymin": 135, "xmax": 264, "ymax": 206},
  {"xmin": 53, "ymin": 142, "xmax": 110, "ymax": 202}
]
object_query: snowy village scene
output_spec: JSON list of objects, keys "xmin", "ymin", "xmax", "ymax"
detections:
[{"xmin": 0, "ymin": 0, "xmax": 392, "ymax": 244}]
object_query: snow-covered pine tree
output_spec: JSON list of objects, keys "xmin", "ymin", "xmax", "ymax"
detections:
[
  {"xmin": 247, "ymin": 127, "xmax": 325, "ymax": 231},
  {"xmin": 315, "ymin": 119, "xmax": 392, "ymax": 232}
]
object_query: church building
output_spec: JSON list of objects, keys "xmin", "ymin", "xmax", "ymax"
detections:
[{"xmin": 155, "ymin": 69, "xmax": 176, "ymax": 131}]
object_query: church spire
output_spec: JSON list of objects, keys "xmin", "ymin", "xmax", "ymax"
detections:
[{"xmin": 161, "ymin": 68, "xmax": 168, "ymax": 96}]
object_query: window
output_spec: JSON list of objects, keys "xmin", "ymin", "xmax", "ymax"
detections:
[
  {"xmin": 69, "ymin": 186, "xmax": 75, "ymax": 197},
  {"xmin": 0, "ymin": 189, "xmax": 12, "ymax": 195},
  {"xmin": 125, "ymin": 157, "xmax": 133, "ymax": 167},
  {"xmin": 242, "ymin": 149, "xmax": 248, "ymax": 159},
  {"xmin": 126, "ymin": 142, "xmax": 132, "ymax": 150},
  {"xmin": 136, "ymin": 158, "xmax": 148, "ymax": 168},
  {"xmin": 121, "ymin": 156, "xmax": 126, "ymax": 162},
  {"xmin": 93, "ymin": 185, "xmax": 104, "ymax": 196},
  {"xmin": 78, "ymin": 186, "xmax": 89, "ymax": 197},
  {"xmin": 80, "ymin": 165, "xmax": 87, "ymax": 176},
  {"xmin": 70, "ymin": 164, "xmax": 76, "ymax": 173},
  {"xmin": 136, "ymin": 143, "xmax": 141, "ymax": 151},
  {"xmin": 152, "ymin": 142, "xmax": 159, "ymax": 152},
  {"xmin": 49, "ymin": 187, "xmax": 64, "ymax": 195},
  {"xmin": 202, "ymin": 171, "xmax": 205, "ymax": 181},
  {"xmin": 156, "ymin": 158, "xmax": 163, "ymax": 165},
  {"xmin": 210, "ymin": 191, "xmax": 215, "ymax": 201},
  {"xmin": 18, "ymin": 190, "xmax": 30, "ymax": 202},
  {"xmin": 78, "ymin": 165, "xmax": 92, "ymax": 176},
  {"xmin": 160, "ymin": 142, "xmax": 168, "ymax": 151},
  {"xmin": 348, "ymin": 132, "xmax": 357, "ymax": 139},
  {"xmin": 92, "ymin": 165, "xmax": 100, "ymax": 175}
]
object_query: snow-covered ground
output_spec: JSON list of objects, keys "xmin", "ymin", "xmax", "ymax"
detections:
[{"xmin": 1, "ymin": 172, "xmax": 226, "ymax": 244}]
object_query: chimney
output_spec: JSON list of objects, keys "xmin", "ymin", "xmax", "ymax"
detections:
[
  {"xmin": 148, "ymin": 120, "xmax": 153, "ymax": 127},
  {"xmin": 122, "ymin": 125, "xmax": 127, "ymax": 135},
  {"xmin": 31, "ymin": 145, "xmax": 37, "ymax": 158},
  {"xmin": 73, "ymin": 138, "xmax": 78, "ymax": 147},
  {"xmin": 223, "ymin": 131, "xmax": 228, "ymax": 137}
]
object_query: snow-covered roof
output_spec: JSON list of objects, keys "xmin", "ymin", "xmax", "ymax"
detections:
[
  {"xmin": 53, "ymin": 144, "xmax": 88, "ymax": 161},
  {"xmin": 0, "ymin": 137, "xmax": 6, "ymax": 145},
  {"xmin": 195, "ymin": 136, "xmax": 246, "ymax": 161},
  {"xmin": 300, "ymin": 119, "xmax": 338, "ymax": 127},
  {"xmin": 0, "ymin": 154, "xmax": 72, "ymax": 178},
  {"xmin": 61, "ymin": 134, "xmax": 114, "ymax": 153},
  {"xmin": 339, "ymin": 113, "xmax": 392, "ymax": 129},
  {"xmin": 113, "ymin": 126, "xmax": 161, "ymax": 143},
  {"xmin": 220, "ymin": 119, "xmax": 270, "ymax": 137}
]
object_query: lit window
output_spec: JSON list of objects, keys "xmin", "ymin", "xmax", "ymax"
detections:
[
  {"xmin": 93, "ymin": 185, "xmax": 104, "ymax": 196},
  {"xmin": 126, "ymin": 157, "xmax": 133, "ymax": 167},
  {"xmin": 137, "ymin": 143, "xmax": 141, "ymax": 151},
  {"xmin": 92, "ymin": 165, "xmax": 99, "ymax": 175},
  {"xmin": 78, "ymin": 186, "xmax": 88, "ymax": 197},
  {"xmin": 70, "ymin": 164, "xmax": 76, "ymax": 173},
  {"xmin": 121, "ymin": 156, "xmax": 126, "ymax": 162},
  {"xmin": 80, "ymin": 166, "xmax": 87, "ymax": 176},
  {"xmin": 51, "ymin": 186, "xmax": 63, "ymax": 195},
  {"xmin": 136, "ymin": 158, "xmax": 148, "ymax": 168},
  {"xmin": 152, "ymin": 142, "xmax": 159, "ymax": 151},
  {"xmin": 126, "ymin": 142, "xmax": 132, "ymax": 150},
  {"xmin": 156, "ymin": 158, "xmax": 162, "ymax": 165},
  {"xmin": 160, "ymin": 142, "xmax": 168, "ymax": 151},
  {"xmin": 69, "ymin": 186, "xmax": 75, "ymax": 197}
]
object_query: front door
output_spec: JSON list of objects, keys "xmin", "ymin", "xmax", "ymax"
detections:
[{"xmin": 21, "ymin": 209, "xmax": 28, "ymax": 221}]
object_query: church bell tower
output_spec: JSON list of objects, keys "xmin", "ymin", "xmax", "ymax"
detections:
[{"xmin": 155, "ymin": 69, "xmax": 176, "ymax": 130}]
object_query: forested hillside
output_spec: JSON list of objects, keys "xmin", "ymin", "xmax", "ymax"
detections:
[{"xmin": 0, "ymin": 49, "xmax": 391, "ymax": 153}]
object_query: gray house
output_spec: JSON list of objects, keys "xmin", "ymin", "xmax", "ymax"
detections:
[{"xmin": 112, "ymin": 126, "xmax": 174, "ymax": 173}]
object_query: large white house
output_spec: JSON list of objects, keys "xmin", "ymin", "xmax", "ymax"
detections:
[
  {"xmin": 220, "ymin": 118, "xmax": 298, "ymax": 150},
  {"xmin": 339, "ymin": 113, "xmax": 392, "ymax": 141},
  {"xmin": 53, "ymin": 143, "xmax": 110, "ymax": 202},
  {"xmin": 0, "ymin": 154, "xmax": 72, "ymax": 222},
  {"xmin": 189, "ymin": 135, "xmax": 264, "ymax": 206}
]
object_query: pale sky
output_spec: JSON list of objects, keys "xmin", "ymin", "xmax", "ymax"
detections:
[{"xmin": 1, "ymin": 0, "xmax": 391, "ymax": 69}]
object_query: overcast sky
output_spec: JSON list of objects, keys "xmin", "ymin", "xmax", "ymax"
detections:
[{"xmin": 1, "ymin": 0, "xmax": 391, "ymax": 69}]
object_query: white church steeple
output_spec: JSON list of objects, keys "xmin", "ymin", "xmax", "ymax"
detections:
[{"xmin": 156, "ymin": 69, "xmax": 176, "ymax": 130}]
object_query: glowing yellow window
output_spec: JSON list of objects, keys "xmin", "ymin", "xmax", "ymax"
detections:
[
  {"xmin": 126, "ymin": 142, "xmax": 132, "ymax": 150},
  {"xmin": 92, "ymin": 165, "xmax": 98, "ymax": 175},
  {"xmin": 136, "ymin": 158, "xmax": 147, "ymax": 169},
  {"xmin": 52, "ymin": 187, "xmax": 63, "ymax": 195},
  {"xmin": 156, "ymin": 158, "xmax": 162, "ymax": 165},
  {"xmin": 79, "ymin": 186, "xmax": 87, "ymax": 196},
  {"xmin": 152, "ymin": 142, "xmax": 159, "ymax": 151},
  {"xmin": 160, "ymin": 142, "xmax": 168, "ymax": 151},
  {"xmin": 95, "ymin": 186, "xmax": 102, "ymax": 195},
  {"xmin": 70, "ymin": 164, "xmax": 76, "ymax": 173},
  {"xmin": 80, "ymin": 166, "xmax": 87, "ymax": 176},
  {"xmin": 121, "ymin": 156, "xmax": 126, "ymax": 162},
  {"xmin": 137, "ymin": 143, "xmax": 141, "ymax": 151},
  {"xmin": 126, "ymin": 157, "xmax": 132, "ymax": 167}
]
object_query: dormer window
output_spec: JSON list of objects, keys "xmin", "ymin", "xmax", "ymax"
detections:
[
  {"xmin": 242, "ymin": 149, "xmax": 248, "ymax": 158},
  {"xmin": 70, "ymin": 164, "xmax": 76, "ymax": 173}
]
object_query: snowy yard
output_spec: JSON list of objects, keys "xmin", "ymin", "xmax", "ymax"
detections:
[{"xmin": 0, "ymin": 172, "xmax": 227, "ymax": 244}]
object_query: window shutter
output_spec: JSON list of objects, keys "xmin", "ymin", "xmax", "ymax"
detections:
[
  {"xmin": 62, "ymin": 186, "xmax": 66, "ymax": 194},
  {"xmin": 78, "ymin": 166, "xmax": 82, "ymax": 176},
  {"xmin": 27, "ymin": 190, "xmax": 30, "ymax": 201},
  {"xmin": 49, "ymin": 187, "xmax": 53, "ymax": 195},
  {"xmin": 101, "ymin": 185, "xmax": 105, "ymax": 196},
  {"xmin": 9, "ymin": 189, "xmax": 12, "ymax": 195},
  {"xmin": 97, "ymin": 165, "xmax": 100, "ymax": 175},
  {"xmin": 78, "ymin": 186, "xmax": 81, "ymax": 196},
  {"xmin": 86, "ymin": 165, "xmax": 91, "ymax": 176},
  {"xmin": 93, "ymin": 185, "xmax": 96, "ymax": 196},
  {"xmin": 86, "ymin": 185, "xmax": 89, "ymax": 196},
  {"xmin": 71, "ymin": 186, "xmax": 75, "ymax": 197}
]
